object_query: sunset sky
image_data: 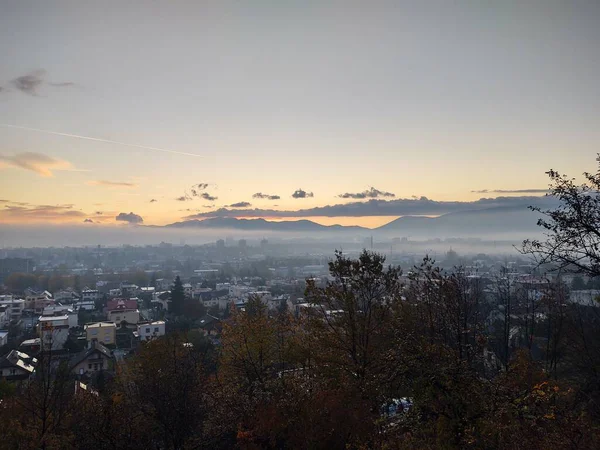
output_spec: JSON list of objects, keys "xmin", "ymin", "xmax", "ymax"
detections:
[{"xmin": 1, "ymin": 1, "xmax": 599, "ymax": 228}]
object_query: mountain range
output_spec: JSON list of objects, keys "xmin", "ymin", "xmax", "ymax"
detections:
[{"xmin": 165, "ymin": 205, "xmax": 545, "ymax": 238}]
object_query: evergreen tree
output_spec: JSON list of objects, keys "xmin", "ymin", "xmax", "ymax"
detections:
[{"xmin": 170, "ymin": 275, "xmax": 185, "ymax": 316}]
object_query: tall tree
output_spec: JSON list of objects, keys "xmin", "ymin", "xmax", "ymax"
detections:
[
  {"xmin": 169, "ymin": 275, "xmax": 185, "ymax": 316},
  {"xmin": 522, "ymin": 155, "xmax": 600, "ymax": 277}
]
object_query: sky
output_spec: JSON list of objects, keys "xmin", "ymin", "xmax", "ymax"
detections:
[{"xmin": 0, "ymin": 0, "xmax": 599, "ymax": 229}]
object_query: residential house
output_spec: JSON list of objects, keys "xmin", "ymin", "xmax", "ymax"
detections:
[
  {"xmin": 106, "ymin": 298, "xmax": 140, "ymax": 324},
  {"xmin": 81, "ymin": 289, "xmax": 100, "ymax": 303},
  {"xmin": 0, "ymin": 330, "xmax": 8, "ymax": 347},
  {"xmin": 70, "ymin": 340, "xmax": 114, "ymax": 376},
  {"xmin": 74, "ymin": 300, "xmax": 96, "ymax": 311},
  {"xmin": 37, "ymin": 315, "xmax": 70, "ymax": 351},
  {"xmin": 152, "ymin": 291, "xmax": 170, "ymax": 311},
  {"xmin": 0, "ymin": 297, "xmax": 25, "ymax": 322},
  {"xmin": 137, "ymin": 321, "xmax": 166, "ymax": 341},
  {"xmin": 84, "ymin": 322, "xmax": 117, "ymax": 346},
  {"xmin": 25, "ymin": 290, "xmax": 54, "ymax": 314},
  {"xmin": 0, "ymin": 349, "xmax": 37, "ymax": 380},
  {"xmin": 42, "ymin": 305, "xmax": 78, "ymax": 328},
  {"xmin": 0, "ymin": 304, "xmax": 9, "ymax": 329},
  {"xmin": 53, "ymin": 288, "xmax": 80, "ymax": 304}
]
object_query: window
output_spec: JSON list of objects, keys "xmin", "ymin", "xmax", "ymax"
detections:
[
  {"xmin": 146, "ymin": 328, "xmax": 150, "ymax": 333},
  {"xmin": 154, "ymin": 327, "xmax": 159, "ymax": 332},
  {"xmin": 88, "ymin": 364, "xmax": 92, "ymax": 369}
]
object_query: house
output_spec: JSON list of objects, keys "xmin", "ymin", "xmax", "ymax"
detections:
[
  {"xmin": 0, "ymin": 349, "xmax": 37, "ymax": 380},
  {"xmin": 70, "ymin": 340, "xmax": 114, "ymax": 376},
  {"xmin": 152, "ymin": 291, "xmax": 170, "ymax": 311},
  {"xmin": 0, "ymin": 297, "xmax": 25, "ymax": 321},
  {"xmin": 0, "ymin": 330, "xmax": 8, "ymax": 347},
  {"xmin": 25, "ymin": 290, "xmax": 54, "ymax": 314},
  {"xmin": 106, "ymin": 299, "xmax": 140, "ymax": 324},
  {"xmin": 85, "ymin": 322, "xmax": 117, "ymax": 346},
  {"xmin": 53, "ymin": 289, "xmax": 80, "ymax": 304},
  {"xmin": 81, "ymin": 289, "xmax": 100, "ymax": 302},
  {"xmin": 19, "ymin": 338, "xmax": 41, "ymax": 355},
  {"xmin": 0, "ymin": 304, "xmax": 9, "ymax": 329},
  {"xmin": 74, "ymin": 300, "xmax": 96, "ymax": 311},
  {"xmin": 37, "ymin": 315, "xmax": 70, "ymax": 351},
  {"xmin": 137, "ymin": 321, "xmax": 166, "ymax": 341},
  {"xmin": 42, "ymin": 305, "xmax": 78, "ymax": 328}
]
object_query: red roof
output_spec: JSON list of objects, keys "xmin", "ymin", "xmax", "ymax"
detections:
[{"xmin": 106, "ymin": 299, "xmax": 137, "ymax": 311}]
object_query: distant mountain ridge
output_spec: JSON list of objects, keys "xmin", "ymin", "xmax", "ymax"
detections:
[{"xmin": 165, "ymin": 204, "xmax": 544, "ymax": 238}]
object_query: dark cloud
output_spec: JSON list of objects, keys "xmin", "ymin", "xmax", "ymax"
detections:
[
  {"xmin": 190, "ymin": 183, "xmax": 210, "ymax": 196},
  {"xmin": 253, "ymin": 192, "xmax": 280, "ymax": 200},
  {"xmin": 228, "ymin": 201, "xmax": 252, "ymax": 208},
  {"xmin": 115, "ymin": 212, "xmax": 143, "ymax": 224},
  {"xmin": 95, "ymin": 211, "xmax": 103, "ymax": 215},
  {"xmin": 203, "ymin": 205, "xmax": 214, "ymax": 208},
  {"xmin": 338, "ymin": 187, "xmax": 395, "ymax": 199},
  {"xmin": 12, "ymin": 70, "xmax": 45, "ymax": 95},
  {"xmin": 150, "ymin": 199, "xmax": 157, "ymax": 203},
  {"xmin": 186, "ymin": 196, "xmax": 560, "ymax": 220},
  {"xmin": 471, "ymin": 189, "xmax": 548, "ymax": 194},
  {"xmin": 0, "ymin": 199, "xmax": 9, "ymax": 203},
  {"xmin": 175, "ymin": 195, "xmax": 192, "ymax": 202},
  {"xmin": 83, "ymin": 218, "xmax": 94, "ymax": 223},
  {"xmin": 292, "ymin": 188, "xmax": 314, "ymax": 199},
  {"xmin": 10, "ymin": 70, "xmax": 75, "ymax": 95},
  {"xmin": 0, "ymin": 152, "xmax": 74, "ymax": 176},
  {"xmin": 200, "ymin": 192, "xmax": 217, "ymax": 201}
]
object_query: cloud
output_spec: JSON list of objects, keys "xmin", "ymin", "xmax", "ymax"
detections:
[
  {"xmin": 190, "ymin": 183, "xmax": 211, "ymax": 196},
  {"xmin": 115, "ymin": 212, "xmax": 143, "ymax": 224},
  {"xmin": 0, "ymin": 204, "xmax": 86, "ymax": 223},
  {"xmin": 0, "ymin": 199, "xmax": 9, "ymax": 203},
  {"xmin": 200, "ymin": 192, "xmax": 217, "ymax": 201},
  {"xmin": 253, "ymin": 192, "xmax": 281, "ymax": 200},
  {"xmin": 203, "ymin": 205, "xmax": 214, "ymax": 208},
  {"xmin": 185, "ymin": 195, "xmax": 560, "ymax": 220},
  {"xmin": 471, "ymin": 189, "xmax": 548, "ymax": 194},
  {"xmin": 292, "ymin": 188, "xmax": 314, "ymax": 199},
  {"xmin": 228, "ymin": 201, "xmax": 252, "ymax": 208},
  {"xmin": 338, "ymin": 187, "xmax": 395, "ymax": 199},
  {"xmin": 89, "ymin": 180, "xmax": 137, "ymax": 188},
  {"xmin": 11, "ymin": 70, "xmax": 46, "ymax": 95},
  {"xmin": 176, "ymin": 195, "xmax": 192, "ymax": 202},
  {"xmin": 0, "ymin": 152, "xmax": 74, "ymax": 177},
  {"xmin": 83, "ymin": 218, "xmax": 94, "ymax": 223},
  {"xmin": 150, "ymin": 199, "xmax": 157, "ymax": 203},
  {"xmin": 10, "ymin": 70, "xmax": 75, "ymax": 95},
  {"xmin": 49, "ymin": 82, "xmax": 76, "ymax": 87}
]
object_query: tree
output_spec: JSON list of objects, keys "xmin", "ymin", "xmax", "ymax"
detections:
[
  {"xmin": 522, "ymin": 156, "xmax": 600, "ymax": 277},
  {"xmin": 169, "ymin": 276, "xmax": 185, "ymax": 316}
]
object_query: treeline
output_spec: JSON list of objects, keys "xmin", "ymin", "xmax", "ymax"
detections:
[{"xmin": 1, "ymin": 250, "xmax": 599, "ymax": 449}]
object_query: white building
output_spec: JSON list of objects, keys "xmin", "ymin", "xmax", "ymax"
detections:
[
  {"xmin": 107, "ymin": 309, "xmax": 140, "ymax": 325},
  {"xmin": 0, "ymin": 330, "xmax": 8, "ymax": 347},
  {"xmin": 37, "ymin": 315, "xmax": 70, "ymax": 351},
  {"xmin": 42, "ymin": 305, "xmax": 78, "ymax": 328},
  {"xmin": 0, "ymin": 297, "xmax": 25, "ymax": 322},
  {"xmin": 75, "ymin": 300, "xmax": 96, "ymax": 311},
  {"xmin": 0, "ymin": 305, "xmax": 9, "ymax": 329},
  {"xmin": 81, "ymin": 289, "xmax": 101, "ymax": 302},
  {"xmin": 137, "ymin": 321, "xmax": 166, "ymax": 341}
]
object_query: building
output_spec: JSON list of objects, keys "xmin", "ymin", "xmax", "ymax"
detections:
[
  {"xmin": 74, "ymin": 300, "xmax": 96, "ymax": 311},
  {"xmin": 70, "ymin": 340, "xmax": 114, "ymax": 376},
  {"xmin": 106, "ymin": 299, "xmax": 140, "ymax": 324},
  {"xmin": 137, "ymin": 321, "xmax": 166, "ymax": 341},
  {"xmin": 81, "ymin": 289, "xmax": 101, "ymax": 303},
  {"xmin": 85, "ymin": 322, "xmax": 117, "ymax": 346},
  {"xmin": 0, "ymin": 304, "xmax": 9, "ymax": 329},
  {"xmin": 42, "ymin": 305, "xmax": 78, "ymax": 328},
  {"xmin": 53, "ymin": 289, "xmax": 80, "ymax": 304},
  {"xmin": 0, "ymin": 297, "xmax": 25, "ymax": 321},
  {"xmin": 0, "ymin": 330, "xmax": 8, "ymax": 347},
  {"xmin": 37, "ymin": 315, "xmax": 70, "ymax": 351},
  {"xmin": 25, "ymin": 290, "xmax": 54, "ymax": 315},
  {"xmin": 0, "ymin": 349, "xmax": 37, "ymax": 380}
]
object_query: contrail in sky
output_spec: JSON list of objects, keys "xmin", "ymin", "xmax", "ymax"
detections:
[{"xmin": 0, "ymin": 124, "xmax": 204, "ymax": 158}]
